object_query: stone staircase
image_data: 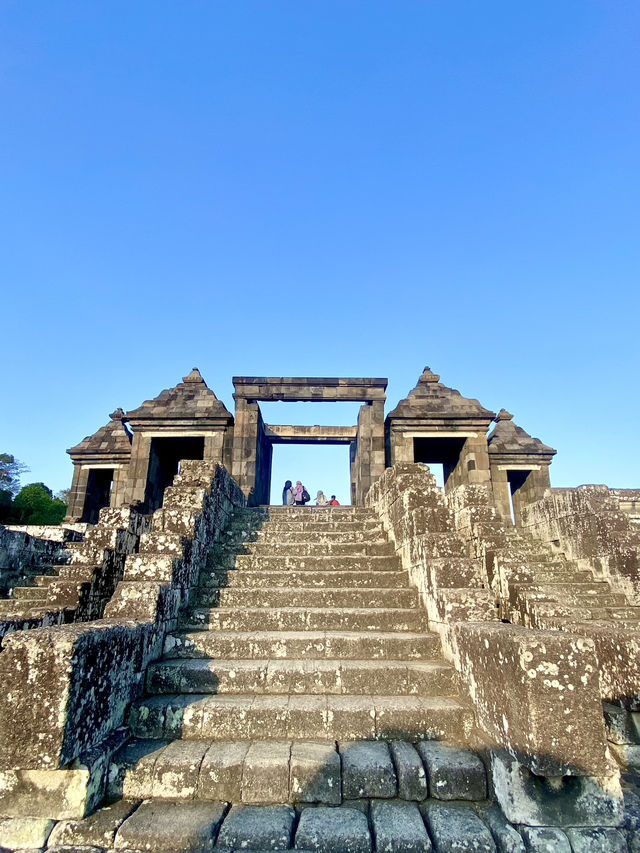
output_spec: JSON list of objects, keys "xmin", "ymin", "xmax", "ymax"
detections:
[
  {"xmin": 494, "ymin": 528, "xmax": 640, "ymax": 630},
  {"xmin": 109, "ymin": 505, "xmax": 477, "ymax": 807}
]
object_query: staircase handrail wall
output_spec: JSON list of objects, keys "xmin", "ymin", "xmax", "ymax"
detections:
[{"xmin": 0, "ymin": 461, "xmax": 245, "ymax": 820}]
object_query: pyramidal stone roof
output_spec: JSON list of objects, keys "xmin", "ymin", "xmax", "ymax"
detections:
[
  {"xmin": 387, "ymin": 367, "xmax": 496, "ymax": 421},
  {"xmin": 67, "ymin": 412, "xmax": 132, "ymax": 458},
  {"xmin": 124, "ymin": 368, "xmax": 232, "ymax": 422},
  {"xmin": 488, "ymin": 409, "xmax": 556, "ymax": 457}
]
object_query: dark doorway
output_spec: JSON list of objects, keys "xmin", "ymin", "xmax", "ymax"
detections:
[
  {"xmin": 143, "ymin": 437, "xmax": 205, "ymax": 514},
  {"xmin": 413, "ymin": 436, "xmax": 466, "ymax": 489},
  {"xmin": 81, "ymin": 468, "xmax": 114, "ymax": 524},
  {"xmin": 507, "ymin": 469, "xmax": 531, "ymax": 526}
]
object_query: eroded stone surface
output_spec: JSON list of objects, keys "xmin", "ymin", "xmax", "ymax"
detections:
[
  {"xmin": 424, "ymin": 801, "xmax": 496, "ymax": 851},
  {"xmin": 371, "ymin": 799, "xmax": 432, "ymax": 852},
  {"xmin": 341, "ymin": 741, "xmax": 397, "ymax": 800},
  {"xmin": 417, "ymin": 742, "xmax": 486, "ymax": 801},
  {"xmin": 518, "ymin": 826, "xmax": 571, "ymax": 852},
  {"xmin": 216, "ymin": 804, "xmax": 295, "ymax": 851},
  {"xmin": 295, "ymin": 806, "xmax": 372, "ymax": 853},
  {"xmin": 114, "ymin": 801, "xmax": 226, "ymax": 852}
]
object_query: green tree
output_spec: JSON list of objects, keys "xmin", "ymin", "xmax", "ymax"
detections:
[
  {"xmin": 0, "ymin": 454, "xmax": 29, "ymax": 497},
  {"xmin": 12, "ymin": 483, "xmax": 67, "ymax": 525},
  {"xmin": 0, "ymin": 453, "xmax": 30, "ymax": 523}
]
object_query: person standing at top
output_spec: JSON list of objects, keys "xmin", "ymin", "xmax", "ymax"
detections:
[
  {"xmin": 282, "ymin": 480, "xmax": 294, "ymax": 506},
  {"xmin": 293, "ymin": 481, "xmax": 309, "ymax": 506},
  {"xmin": 328, "ymin": 495, "xmax": 340, "ymax": 506},
  {"xmin": 316, "ymin": 490, "xmax": 328, "ymax": 506}
]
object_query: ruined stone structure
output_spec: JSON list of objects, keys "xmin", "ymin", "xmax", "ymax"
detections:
[{"xmin": 1, "ymin": 365, "xmax": 640, "ymax": 852}]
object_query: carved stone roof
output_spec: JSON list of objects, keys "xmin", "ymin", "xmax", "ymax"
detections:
[
  {"xmin": 488, "ymin": 409, "xmax": 556, "ymax": 458},
  {"xmin": 387, "ymin": 367, "xmax": 495, "ymax": 422},
  {"xmin": 67, "ymin": 416, "xmax": 132, "ymax": 459},
  {"xmin": 124, "ymin": 368, "xmax": 233, "ymax": 424}
]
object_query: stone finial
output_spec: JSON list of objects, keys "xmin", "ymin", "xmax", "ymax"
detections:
[
  {"xmin": 183, "ymin": 368, "xmax": 205, "ymax": 384},
  {"xmin": 420, "ymin": 367, "xmax": 441, "ymax": 383},
  {"xmin": 495, "ymin": 409, "xmax": 514, "ymax": 423},
  {"xmin": 109, "ymin": 407, "xmax": 126, "ymax": 420}
]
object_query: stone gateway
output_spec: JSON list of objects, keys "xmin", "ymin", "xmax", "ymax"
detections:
[{"xmin": 0, "ymin": 366, "xmax": 639, "ymax": 852}]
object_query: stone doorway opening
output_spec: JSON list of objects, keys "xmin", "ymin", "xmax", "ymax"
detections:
[
  {"xmin": 143, "ymin": 436, "xmax": 205, "ymax": 514},
  {"xmin": 232, "ymin": 377, "xmax": 387, "ymax": 507},
  {"xmin": 81, "ymin": 468, "xmax": 114, "ymax": 523},
  {"xmin": 413, "ymin": 436, "xmax": 467, "ymax": 491},
  {"xmin": 269, "ymin": 443, "xmax": 352, "ymax": 506}
]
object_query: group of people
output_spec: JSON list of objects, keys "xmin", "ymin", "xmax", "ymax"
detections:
[{"xmin": 282, "ymin": 480, "xmax": 340, "ymax": 507}]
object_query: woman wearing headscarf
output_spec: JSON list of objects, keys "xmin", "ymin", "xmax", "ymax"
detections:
[
  {"xmin": 282, "ymin": 480, "xmax": 294, "ymax": 506},
  {"xmin": 316, "ymin": 490, "xmax": 328, "ymax": 506},
  {"xmin": 293, "ymin": 481, "xmax": 306, "ymax": 506}
]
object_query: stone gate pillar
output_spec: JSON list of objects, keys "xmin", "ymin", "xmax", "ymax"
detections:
[{"xmin": 231, "ymin": 397, "xmax": 261, "ymax": 502}]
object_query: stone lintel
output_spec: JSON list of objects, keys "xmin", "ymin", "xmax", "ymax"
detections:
[
  {"xmin": 264, "ymin": 425, "xmax": 358, "ymax": 444},
  {"xmin": 128, "ymin": 421, "xmax": 231, "ymax": 434},
  {"xmin": 233, "ymin": 376, "xmax": 387, "ymax": 402}
]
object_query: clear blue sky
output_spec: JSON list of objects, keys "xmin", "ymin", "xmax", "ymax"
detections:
[{"xmin": 1, "ymin": 1, "xmax": 639, "ymax": 504}]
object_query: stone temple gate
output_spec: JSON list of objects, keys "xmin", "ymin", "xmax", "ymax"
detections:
[
  {"xmin": 65, "ymin": 366, "xmax": 556, "ymax": 524},
  {"xmin": 2, "ymin": 363, "xmax": 640, "ymax": 849}
]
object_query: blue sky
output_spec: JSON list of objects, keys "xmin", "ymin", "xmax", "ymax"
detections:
[{"xmin": 1, "ymin": 1, "xmax": 639, "ymax": 503}]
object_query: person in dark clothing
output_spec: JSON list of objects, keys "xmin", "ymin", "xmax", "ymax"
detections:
[{"xmin": 282, "ymin": 480, "xmax": 294, "ymax": 506}]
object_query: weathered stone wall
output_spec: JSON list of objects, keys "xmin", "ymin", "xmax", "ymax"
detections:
[
  {"xmin": 0, "ymin": 462, "xmax": 244, "ymax": 820},
  {"xmin": 0, "ymin": 526, "xmax": 83, "ymax": 597},
  {"xmin": 366, "ymin": 463, "xmax": 618, "ymax": 815},
  {"xmin": 519, "ymin": 486, "xmax": 640, "ymax": 604},
  {"xmin": 367, "ymin": 463, "xmax": 497, "ymax": 656}
]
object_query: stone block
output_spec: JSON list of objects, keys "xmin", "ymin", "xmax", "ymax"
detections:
[
  {"xmin": 518, "ymin": 826, "xmax": 570, "ymax": 852},
  {"xmin": 108, "ymin": 739, "xmax": 170, "ymax": 800},
  {"xmin": 417, "ymin": 742, "xmax": 486, "ymax": 801},
  {"xmin": 0, "ymin": 817, "xmax": 55, "ymax": 849},
  {"xmin": 290, "ymin": 742, "xmax": 341, "ymax": 805},
  {"xmin": 454, "ymin": 624, "xmax": 610, "ymax": 777},
  {"xmin": 294, "ymin": 806, "xmax": 372, "ymax": 853},
  {"xmin": 390, "ymin": 741, "xmax": 428, "ymax": 802},
  {"xmin": 341, "ymin": 741, "xmax": 397, "ymax": 799},
  {"xmin": 198, "ymin": 742, "xmax": 250, "ymax": 802},
  {"xmin": 241, "ymin": 742, "xmax": 291, "ymax": 804},
  {"xmin": 477, "ymin": 806, "xmax": 525, "ymax": 853},
  {"xmin": 0, "ymin": 767, "xmax": 92, "ymax": 820},
  {"xmin": 490, "ymin": 751, "xmax": 623, "ymax": 828},
  {"xmin": 216, "ymin": 804, "xmax": 295, "ymax": 851},
  {"xmin": 604, "ymin": 703, "xmax": 640, "ymax": 746},
  {"xmin": 152, "ymin": 740, "xmax": 210, "ymax": 799},
  {"xmin": 46, "ymin": 800, "xmax": 137, "ymax": 849},
  {"xmin": 370, "ymin": 800, "xmax": 432, "ymax": 852},
  {"xmin": 114, "ymin": 801, "xmax": 226, "ymax": 852},
  {"xmin": 421, "ymin": 802, "xmax": 496, "ymax": 852},
  {"xmin": 565, "ymin": 826, "xmax": 628, "ymax": 852}
]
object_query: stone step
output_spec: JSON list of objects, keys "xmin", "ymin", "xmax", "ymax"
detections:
[
  {"xmin": 146, "ymin": 657, "xmax": 457, "ymax": 697},
  {"xmin": 530, "ymin": 569, "xmax": 595, "ymax": 583},
  {"xmin": 260, "ymin": 507, "xmax": 376, "ymax": 520},
  {"xmin": 198, "ymin": 568, "xmax": 411, "ymax": 589},
  {"xmin": 164, "ymin": 629, "xmax": 442, "ymax": 661},
  {"xmin": 191, "ymin": 586, "xmax": 419, "ymax": 610},
  {"xmin": 253, "ymin": 529, "xmax": 386, "ymax": 544},
  {"xmin": 181, "ymin": 606, "xmax": 429, "ymax": 633},
  {"xmin": 34, "ymin": 574, "xmax": 58, "ymax": 587},
  {"xmin": 11, "ymin": 586, "xmax": 48, "ymax": 601},
  {"xmin": 128, "ymin": 693, "xmax": 475, "ymax": 742},
  {"xmin": 597, "ymin": 606, "xmax": 640, "ymax": 620},
  {"xmin": 108, "ymin": 739, "xmax": 488, "ymax": 809},
  {"xmin": 229, "ymin": 555, "xmax": 400, "ymax": 572},
  {"xmin": 222, "ymin": 540, "xmax": 395, "ymax": 557},
  {"xmin": 570, "ymin": 593, "xmax": 628, "ymax": 607},
  {"xmin": 225, "ymin": 519, "xmax": 382, "ymax": 534},
  {"xmin": 534, "ymin": 581, "xmax": 615, "ymax": 594}
]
